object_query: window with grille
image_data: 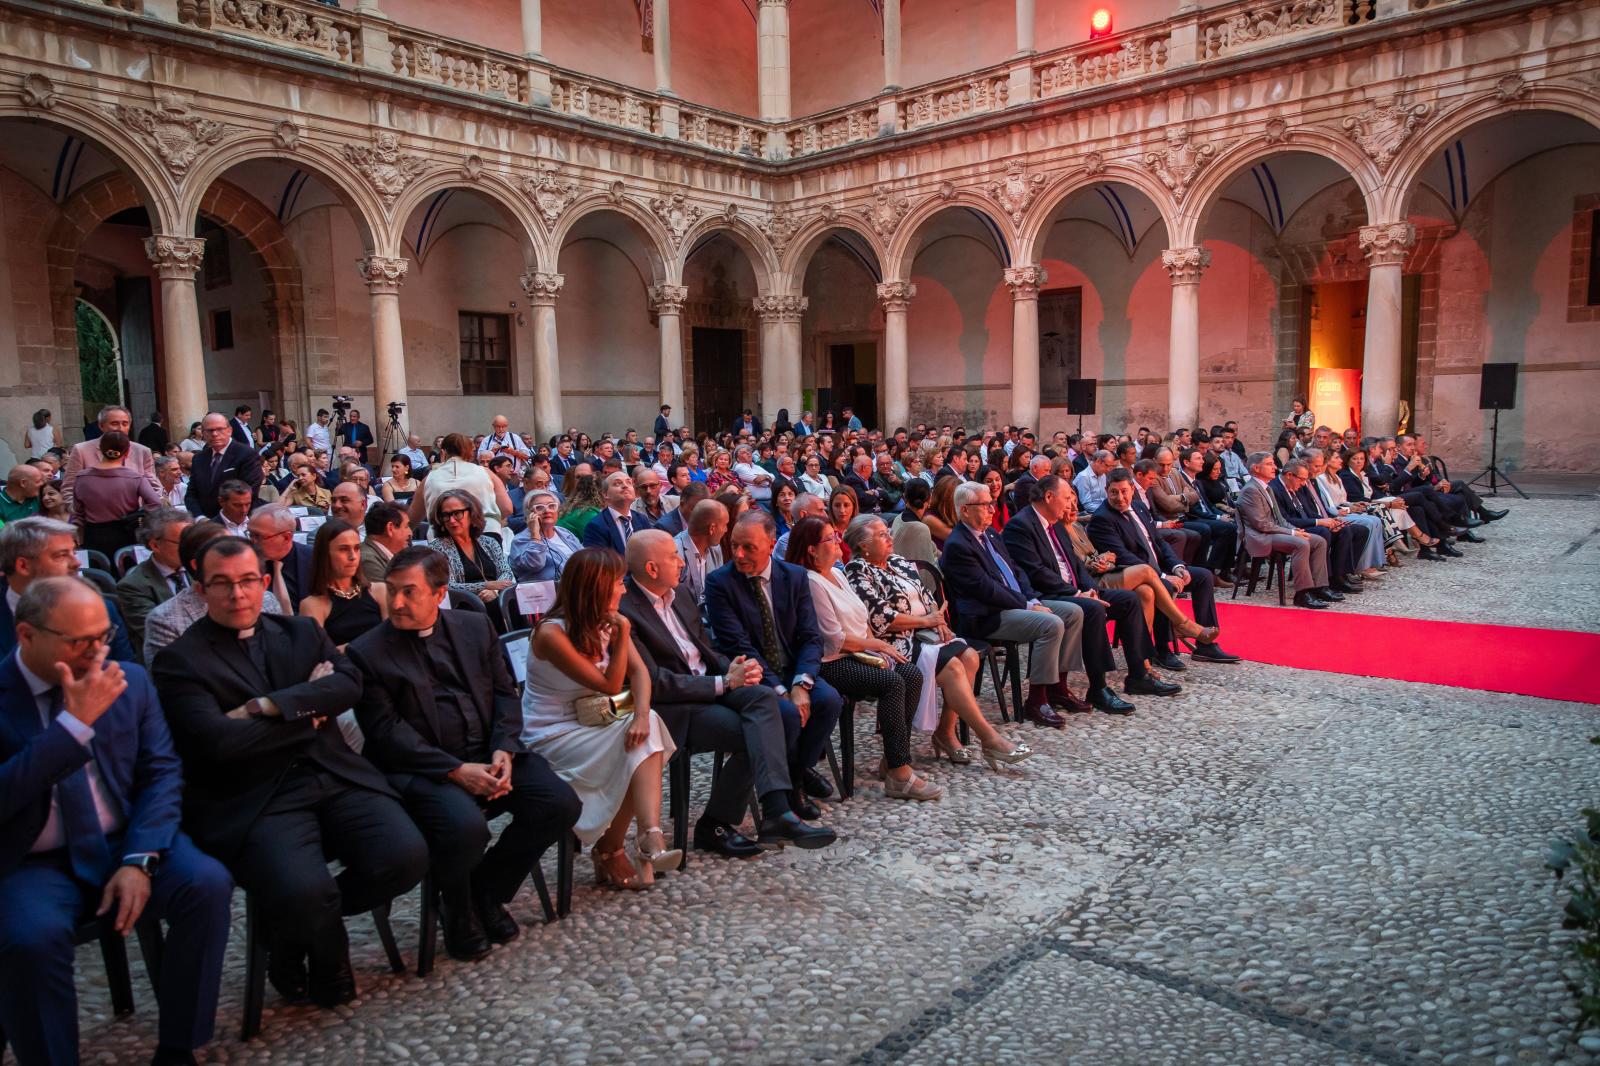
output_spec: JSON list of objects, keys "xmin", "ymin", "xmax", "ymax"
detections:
[{"xmin": 459, "ymin": 312, "xmax": 512, "ymax": 395}]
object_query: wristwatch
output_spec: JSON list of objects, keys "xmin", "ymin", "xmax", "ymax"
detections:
[
  {"xmin": 792, "ymin": 673, "xmax": 815, "ymax": 691},
  {"xmin": 124, "ymin": 854, "xmax": 161, "ymax": 878}
]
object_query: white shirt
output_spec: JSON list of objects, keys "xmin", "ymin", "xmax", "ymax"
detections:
[
  {"xmin": 18, "ymin": 652, "xmax": 124, "ymax": 853},
  {"xmin": 398, "ymin": 446, "xmax": 429, "ymax": 471},
  {"xmin": 218, "ymin": 513, "xmax": 251, "ymax": 538},
  {"xmin": 640, "ymin": 585, "xmax": 721, "ymax": 693},
  {"xmin": 305, "ymin": 422, "xmax": 332, "ymax": 453},
  {"xmin": 733, "ymin": 462, "xmax": 773, "ymax": 501},
  {"xmin": 478, "ymin": 432, "xmax": 529, "ymax": 475}
]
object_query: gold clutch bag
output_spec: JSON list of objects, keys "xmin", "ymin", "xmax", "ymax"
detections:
[{"xmin": 573, "ymin": 688, "xmax": 635, "ymax": 727}]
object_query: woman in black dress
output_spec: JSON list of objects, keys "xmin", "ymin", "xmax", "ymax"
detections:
[{"xmin": 299, "ymin": 518, "xmax": 387, "ymax": 647}]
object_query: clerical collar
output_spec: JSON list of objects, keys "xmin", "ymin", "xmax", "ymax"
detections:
[
  {"xmin": 404, "ymin": 625, "xmax": 435, "ymax": 639},
  {"xmin": 235, "ymin": 626, "xmax": 256, "ymax": 639}
]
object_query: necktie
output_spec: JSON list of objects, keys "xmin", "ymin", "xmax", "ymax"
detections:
[
  {"xmin": 983, "ymin": 533, "xmax": 1022, "ymax": 595},
  {"xmin": 1263, "ymin": 483, "xmax": 1285, "ymax": 524},
  {"xmin": 169, "ymin": 571, "xmax": 185, "ymax": 595},
  {"xmin": 49, "ymin": 689, "xmax": 112, "ymax": 885},
  {"xmin": 1045, "ymin": 524, "xmax": 1077, "ymax": 591},
  {"xmin": 210, "ymin": 449, "xmax": 224, "ymax": 481},
  {"xmin": 747, "ymin": 574, "xmax": 787, "ymax": 676},
  {"xmin": 619, "ymin": 514, "xmax": 633, "ymax": 543}
]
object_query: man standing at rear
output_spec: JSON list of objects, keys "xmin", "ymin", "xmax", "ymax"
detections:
[{"xmin": 62, "ymin": 406, "xmax": 159, "ymax": 512}]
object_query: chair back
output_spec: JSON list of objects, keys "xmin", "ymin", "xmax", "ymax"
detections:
[
  {"xmin": 499, "ymin": 628, "xmax": 532, "ymax": 693},
  {"xmin": 912, "ymin": 558, "xmax": 945, "ymax": 607},
  {"xmin": 79, "ymin": 568, "xmax": 117, "ymax": 596},
  {"xmin": 112, "ymin": 545, "xmax": 142, "ymax": 578},
  {"xmin": 81, "ymin": 549, "xmax": 114, "ymax": 574},
  {"xmin": 498, "ymin": 585, "xmax": 528, "ymax": 631}
]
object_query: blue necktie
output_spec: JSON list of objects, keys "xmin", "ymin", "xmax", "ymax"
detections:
[
  {"xmin": 619, "ymin": 514, "xmax": 634, "ymax": 542},
  {"xmin": 983, "ymin": 533, "xmax": 1022, "ymax": 595},
  {"xmin": 50, "ymin": 689, "xmax": 112, "ymax": 885}
]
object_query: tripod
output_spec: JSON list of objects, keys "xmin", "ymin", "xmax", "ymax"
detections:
[
  {"xmin": 1466, "ymin": 408, "xmax": 1528, "ymax": 499},
  {"xmin": 380, "ymin": 413, "xmax": 405, "ymax": 466}
]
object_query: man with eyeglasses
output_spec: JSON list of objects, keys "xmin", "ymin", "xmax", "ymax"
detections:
[
  {"xmin": 0, "ymin": 576, "xmax": 234, "ymax": 1066},
  {"xmin": 631, "ymin": 466, "xmax": 673, "ymax": 525},
  {"xmin": 153, "ymin": 536, "xmax": 428, "ymax": 1011},
  {"xmin": 184, "ymin": 413, "xmax": 262, "ymax": 519},
  {"xmin": 0, "ymin": 517, "xmax": 137, "ymax": 663},
  {"xmin": 116, "ymin": 508, "xmax": 195, "ymax": 660},
  {"xmin": 248, "ymin": 506, "xmax": 311, "ymax": 613}
]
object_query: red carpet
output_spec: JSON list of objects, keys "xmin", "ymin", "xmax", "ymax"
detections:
[{"xmin": 1185, "ymin": 602, "xmax": 1600, "ymax": 705}]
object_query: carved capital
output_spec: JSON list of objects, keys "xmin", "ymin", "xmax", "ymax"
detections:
[
  {"xmin": 357, "ymin": 255, "xmax": 409, "ymax": 293},
  {"xmin": 144, "ymin": 235, "xmax": 208, "ymax": 280},
  {"xmin": 650, "ymin": 283, "xmax": 689, "ymax": 316},
  {"xmin": 752, "ymin": 294, "xmax": 808, "ymax": 322},
  {"xmin": 1358, "ymin": 222, "xmax": 1415, "ymax": 268},
  {"xmin": 520, "ymin": 271, "xmax": 565, "ymax": 305},
  {"xmin": 876, "ymin": 281, "xmax": 917, "ymax": 313},
  {"xmin": 1161, "ymin": 246, "xmax": 1211, "ymax": 285},
  {"xmin": 1003, "ymin": 265, "xmax": 1048, "ymax": 298}
]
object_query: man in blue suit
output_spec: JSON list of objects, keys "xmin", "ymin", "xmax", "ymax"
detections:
[
  {"xmin": 582, "ymin": 470, "xmax": 653, "ymax": 555},
  {"xmin": 703, "ymin": 510, "xmax": 843, "ymax": 817},
  {"xmin": 0, "ymin": 577, "xmax": 232, "ymax": 1066},
  {"xmin": 0, "ymin": 517, "xmax": 136, "ymax": 663}
]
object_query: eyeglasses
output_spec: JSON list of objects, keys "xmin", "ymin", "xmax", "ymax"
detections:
[
  {"xmin": 204, "ymin": 575, "xmax": 264, "ymax": 594},
  {"xmin": 249, "ymin": 528, "xmax": 293, "ymax": 543},
  {"xmin": 530, "ymin": 502, "xmax": 559, "ymax": 513},
  {"xmin": 440, "ymin": 508, "xmax": 470, "ymax": 521},
  {"xmin": 964, "ymin": 500, "xmax": 996, "ymax": 510},
  {"xmin": 34, "ymin": 625, "xmax": 116, "ymax": 653}
]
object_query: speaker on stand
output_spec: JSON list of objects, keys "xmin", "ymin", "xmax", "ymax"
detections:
[
  {"xmin": 1466, "ymin": 362, "xmax": 1527, "ymax": 499},
  {"xmin": 1066, "ymin": 378, "xmax": 1097, "ymax": 435}
]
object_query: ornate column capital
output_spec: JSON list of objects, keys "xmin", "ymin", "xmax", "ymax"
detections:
[
  {"xmin": 520, "ymin": 271, "xmax": 565, "ymax": 306},
  {"xmin": 1003, "ymin": 265, "xmax": 1048, "ymax": 299},
  {"xmin": 1161, "ymin": 246, "xmax": 1211, "ymax": 286},
  {"xmin": 357, "ymin": 255, "xmax": 409, "ymax": 294},
  {"xmin": 649, "ymin": 283, "xmax": 689, "ymax": 316},
  {"xmin": 876, "ymin": 280, "xmax": 917, "ymax": 312},
  {"xmin": 753, "ymin": 294, "xmax": 808, "ymax": 322},
  {"xmin": 1358, "ymin": 222, "xmax": 1416, "ymax": 268},
  {"xmin": 144, "ymin": 235, "xmax": 208, "ymax": 281}
]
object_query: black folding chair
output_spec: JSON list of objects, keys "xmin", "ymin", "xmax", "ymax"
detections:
[
  {"xmin": 414, "ymin": 840, "xmax": 569, "ymax": 977},
  {"xmin": 0, "ymin": 914, "xmax": 165, "ymax": 1055},
  {"xmin": 913, "ymin": 559, "xmax": 1017, "ymax": 723},
  {"xmin": 78, "ymin": 568, "xmax": 118, "ymax": 596},
  {"xmin": 112, "ymin": 545, "xmax": 141, "ymax": 578},
  {"xmin": 498, "ymin": 628, "xmax": 531, "ymax": 693},
  {"xmin": 1229, "ymin": 511, "xmax": 1288, "ymax": 605},
  {"xmin": 824, "ymin": 699, "xmax": 857, "ymax": 800}
]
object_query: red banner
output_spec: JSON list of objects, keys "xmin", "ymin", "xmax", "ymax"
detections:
[{"xmin": 1309, "ymin": 367, "xmax": 1362, "ymax": 433}]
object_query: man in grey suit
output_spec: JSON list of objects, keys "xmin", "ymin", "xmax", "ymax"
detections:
[
  {"xmin": 114, "ymin": 508, "xmax": 195, "ymax": 661},
  {"xmin": 1237, "ymin": 452, "xmax": 1330, "ymax": 609},
  {"xmin": 674, "ymin": 499, "xmax": 726, "ymax": 605}
]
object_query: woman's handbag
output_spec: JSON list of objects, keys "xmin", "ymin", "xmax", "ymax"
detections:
[
  {"xmin": 573, "ymin": 688, "xmax": 635, "ymax": 727},
  {"xmin": 849, "ymin": 651, "xmax": 888, "ymax": 668}
]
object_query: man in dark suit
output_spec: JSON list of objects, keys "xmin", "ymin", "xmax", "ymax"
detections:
[
  {"xmin": 185, "ymin": 412, "xmax": 264, "ymax": 518},
  {"xmin": 339, "ymin": 410, "xmax": 376, "ymax": 462},
  {"xmin": 348, "ymin": 547, "xmax": 579, "ymax": 961},
  {"xmin": 729, "ymin": 409, "xmax": 761, "ymax": 437},
  {"xmin": 0, "ymin": 517, "xmax": 138, "ymax": 663},
  {"xmin": 1151, "ymin": 447, "xmax": 1238, "ymax": 580},
  {"xmin": 703, "ymin": 511, "xmax": 843, "ymax": 815},
  {"xmin": 247, "ymin": 505, "xmax": 313, "ymax": 611},
  {"xmin": 1, "ymin": 577, "xmax": 232, "ymax": 1066},
  {"xmin": 1006, "ymin": 454, "xmax": 1050, "ymax": 514},
  {"xmin": 654, "ymin": 405, "xmax": 673, "ymax": 439},
  {"xmin": 1270, "ymin": 459, "xmax": 1365, "ymax": 594},
  {"xmin": 622, "ymin": 531, "xmax": 833, "ymax": 853},
  {"xmin": 939, "ymin": 480, "xmax": 1080, "ymax": 728},
  {"xmin": 934, "ymin": 445, "xmax": 971, "ymax": 484},
  {"xmin": 1003, "ymin": 475, "xmax": 1173, "ymax": 707},
  {"xmin": 231, "ymin": 404, "xmax": 254, "ymax": 448},
  {"xmin": 138, "ymin": 412, "xmax": 170, "ymax": 453},
  {"xmin": 653, "ymin": 480, "xmax": 709, "ymax": 538},
  {"xmin": 842, "ymin": 455, "xmax": 883, "ymax": 513},
  {"xmin": 1087, "ymin": 469, "xmax": 1241, "ymax": 667},
  {"xmin": 582, "ymin": 470, "xmax": 653, "ymax": 554},
  {"xmin": 152, "ymin": 537, "xmax": 428, "ymax": 1009},
  {"xmin": 115, "ymin": 507, "xmax": 194, "ymax": 660}
]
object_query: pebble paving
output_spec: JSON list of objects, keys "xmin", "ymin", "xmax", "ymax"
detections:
[{"xmin": 64, "ymin": 499, "xmax": 1600, "ymax": 1065}]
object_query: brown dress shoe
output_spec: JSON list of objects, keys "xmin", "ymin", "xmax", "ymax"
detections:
[
  {"xmin": 1049, "ymin": 683, "xmax": 1093, "ymax": 713},
  {"xmin": 1020, "ymin": 686, "xmax": 1067, "ymax": 728}
]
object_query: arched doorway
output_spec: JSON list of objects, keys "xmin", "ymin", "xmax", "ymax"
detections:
[{"xmin": 74, "ymin": 298, "xmax": 123, "ymax": 411}]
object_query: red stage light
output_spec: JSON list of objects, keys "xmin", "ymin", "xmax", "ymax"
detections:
[{"xmin": 1089, "ymin": 8, "xmax": 1114, "ymax": 37}]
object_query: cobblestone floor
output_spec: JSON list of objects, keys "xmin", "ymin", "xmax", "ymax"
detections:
[{"xmin": 66, "ymin": 501, "xmax": 1600, "ymax": 1065}]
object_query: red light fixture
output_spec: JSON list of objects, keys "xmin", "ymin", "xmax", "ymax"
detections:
[{"xmin": 1089, "ymin": 8, "xmax": 1113, "ymax": 38}]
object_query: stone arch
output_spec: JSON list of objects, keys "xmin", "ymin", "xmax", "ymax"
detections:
[
  {"xmin": 179, "ymin": 134, "xmax": 389, "ymax": 253},
  {"xmin": 1176, "ymin": 128, "xmax": 1379, "ymax": 246},
  {"xmin": 1016, "ymin": 162, "xmax": 1179, "ymax": 264},
  {"xmin": 387, "ymin": 171, "xmax": 547, "ymax": 267},
  {"xmin": 779, "ymin": 213, "xmax": 886, "ymax": 282},
  {"xmin": 677, "ymin": 213, "xmax": 778, "ymax": 295},
  {"xmin": 546, "ymin": 195, "xmax": 674, "ymax": 281},
  {"xmin": 1380, "ymin": 86, "xmax": 1600, "ymax": 221},
  {"xmin": 886, "ymin": 193, "xmax": 1012, "ymax": 280}
]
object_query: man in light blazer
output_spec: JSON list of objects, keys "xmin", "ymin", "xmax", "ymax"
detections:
[
  {"xmin": 61, "ymin": 404, "xmax": 159, "ymax": 512},
  {"xmin": 673, "ymin": 499, "xmax": 726, "ymax": 605},
  {"xmin": 1237, "ymin": 452, "xmax": 1330, "ymax": 609}
]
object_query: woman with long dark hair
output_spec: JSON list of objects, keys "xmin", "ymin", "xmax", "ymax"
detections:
[{"xmin": 299, "ymin": 517, "xmax": 387, "ymax": 647}]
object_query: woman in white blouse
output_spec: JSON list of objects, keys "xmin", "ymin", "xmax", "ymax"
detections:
[
  {"xmin": 796, "ymin": 454, "xmax": 832, "ymax": 499},
  {"xmin": 784, "ymin": 516, "xmax": 939, "ymax": 801}
]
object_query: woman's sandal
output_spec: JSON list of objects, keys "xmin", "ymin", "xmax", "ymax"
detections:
[
  {"xmin": 634, "ymin": 826, "xmax": 683, "ymax": 883},
  {"xmin": 592, "ymin": 846, "xmax": 647, "ymax": 891}
]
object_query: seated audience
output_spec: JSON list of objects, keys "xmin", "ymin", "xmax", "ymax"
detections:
[
  {"xmin": 631, "ymin": 465, "xmax": 673, "ymax": 525},
  {"xmin": 1339, "ymin": 447, "xmax": 1435, "ymax": 557},
  {"xmin": 653, "ymin": 479, "xmax": 707, "ymax": 538},
  {"xmin": 522, "ymin": 548, "xmax": 680, "ymax": 889},
  {"xmin": 282, "ymin": 456, "xmax": 332, "ymax": 510},
  {"xmin": 842, "ymin": 455, "xmax": 883, "ymax": 514},
  {"xmin": 381, "ymin": 454, "xmax": 420, "ymax": 506},
  {"xmin": 826, "ymin": 487, "xmax": 859, "ymax": 561},
  {"xmin": 1270, "ymin": 459, "xmax": 1368, "ymax": 594},
  {"xmin": 212, "ymin": 479, "xmax": 257, "ymax": 538},
  {"xmin": 796, "ymin": 454, "xmax": 831, "ymax": 498},
  {"xmin": 142, "ymin": 523, "xmax": 283, "ymax": 661},
  {"xmin": 706, "ymin": 449, "xmax": 740, "ymax": 495},
  {"xmin": 675, "ymin": 498, "xmax": 727, "ymax": 605},
  {"xmin": 510, "ymin": 489, "xmax": 582, "ymax": 582},
  {"xmin": 152, "ymin": 536, "xmax": 429, "ymax": 1009},
  {"xmin": 1306, "ymin": 450, "xmax": 1387, "ymax": 578},
  {"xmin": 413, "ymin": 433, "xmax": 511, "ymax": 542},
  {"xmin": 248, "ymin": 505, "xmax": 312, "ymax": 613},
  {"xmin": 582, "ymin": 470, "xmax": 652, "ymax": 554},
  {"xmin": 1152, "ymin": 446, "xmax": 1237, "ymax": 581},
  {"xmin": 974, "ymin": 466, "xmax": 1010, "ymax": 532},
  {"xmin": 869, "ymin": 452, "xmax": 905, "ymax": 513},
  {"xmin": 299, "ymin": 518, "xmax": 388, "ymax": 647},
  {"xmin": 0, "ymin": 576, "xmax": 233, "ymax": 1066},
  {"xmin": 890, "ymin": 478, "xmax": 937, "ymax": 565},
  {"xmin": 1237, "ymin": 452, "xmax": 1333, "ymax": 609},
  {"xmin": 732, "ymin": 445, "xmax": 774, "ymax": 504},
  {"xmin": 360, "ymin": 501, "xmax": 413, "ymax": 584},
  {"xmin": 775, "ymin": 492, "xmax": 825, "ymax": 561},
  {"xmin": 1072, "ymin": 450, "xmax": 1114, "ymax": 513},
  {"xmin": 428, "ymin": 490, "xmax": 513, "ymax": 606},
  {"xmin": 620, "ymin": 531, "xmax": 833, "ymax": 853},
  {"xmin": 115, "ymin": 507, "xmax": 194, "ymax": 660},
  {"xmin": 0, "ymin": 517, "xmax": 137, "ymax": 662},
  {"xmin": 348, "ymin": 547, "xmax": 579, "ymax": 959}
]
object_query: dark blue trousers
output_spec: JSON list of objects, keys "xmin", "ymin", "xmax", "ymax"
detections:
[
  {"xmin": 0, "ymin": 833, "xmax": 232, "ymax": 1064},
  {"xmin": 776, "ymin": 677, "xmax": 843, "ymax": 771}
]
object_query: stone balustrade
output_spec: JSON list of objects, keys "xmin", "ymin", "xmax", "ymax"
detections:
[
  {"xmin": 548, "ymin": 71, "xmax": 661, "ymax": 136},
  {"xmin": 1033, "ymin": 29, "xmax": 1171, "ymax": 98},
  {"xmin": 176, "ymin": 0, "xmax": 363, "ymax": 64},
  {"xmin": 390, "ymin": 28, "xmax": 527, "ymax": 104}
]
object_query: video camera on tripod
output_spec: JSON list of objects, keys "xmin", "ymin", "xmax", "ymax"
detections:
[{"xmin": 386, "ymin": 400, "xmax": 405, "ymax": 427}]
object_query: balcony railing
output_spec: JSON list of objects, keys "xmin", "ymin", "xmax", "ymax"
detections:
[{"xmin": 139, "ymin": 0, "xmax": 1468, "ymax": 160}]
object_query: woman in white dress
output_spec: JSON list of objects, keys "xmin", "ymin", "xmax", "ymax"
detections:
[{"xmin": 522, "ymin": 546, "xmax": 680, "ymax": 890}]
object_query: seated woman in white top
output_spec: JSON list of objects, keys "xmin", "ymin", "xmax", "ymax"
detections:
[
  {"xmin": 731, "ymin": 444, "xmax": 774, "ymax": 503},
  {"xmin": 784, "ymin": 516, "xmax": 939, "ymax": 802},
  {"xmin": 796, "ymin": 455, "xmax": 832, "ymax": 499},
  {"xmin": 521, "ymin": 547, "xmax": 679, "ymax": 889}
]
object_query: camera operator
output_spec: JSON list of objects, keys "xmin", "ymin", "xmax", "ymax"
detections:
[{"xmin": 476, "ymin": 415, "xmax": 530, "ymax": 477}]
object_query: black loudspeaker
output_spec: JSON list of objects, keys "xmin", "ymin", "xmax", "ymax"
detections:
[
  {"xmin": 1478, "ymin": 363, "xmax": 1517, "ymax": 411},
  {"xmin": 1066, "ymin": 378, "xmax": 1097, "ymax": 416}
]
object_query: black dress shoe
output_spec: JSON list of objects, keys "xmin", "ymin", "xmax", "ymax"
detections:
[
  {"xmin": 151, "ymin": 1046, "xmax": 198, "ymax": 1066},
  {"xmin": 440, "ymin": 890, "xmax": 492, "ymax": 962},
  {"xmin": 1461, "ymin": 515, "xmax": 1484, "ymax": 528},
  {"xmin": 308, "ymin": 955, "xmax": 357, "ymax": 1008},
  {"xmin": 1124, "ymin": 675, "xmax": 1179, "ymax": 697},
  {"xmin": 1019, "ymin": 703, "xmax": 1066, "ymax": 729},
  {"xmin": 266, "ymin": 936, "xmax": 309, "ymax": 1002},
  {"xmin": 800, "ymin": 766, "xmax": 834, "ymax": 799},
  {"xmin": 1457, "ymin": 529, "xmax": 1485, "ymax": 543},
  {"xmin": 474, "ymin": 887, "xmax": 520, "ymax": 945},
  {"xmin": 790, "ymin": 790, "xmax": 822, "ymax": 820},
  {"xmin": 1416, "ymin": 546, "xmax": 1442, "ymax": 562},
  {"xmin": 1090, "ymin": 685, "xmax": 1138, "ymax": 712},
  {"xmin": 1153, "ymin": 651, "xmax": 1187, "ymax": 672},
  {"xmin": 1191, "ymin": 645, "xmax": 1242, "ymax": 663},
  {"xmin": 1479, "ymin": 506, "xmax": 1508, "ymax": 521},
  {"xmin": 1318, "ymin": 587, "xmax": 1345, "ymax": 602},
  {"xmin": 693, "ymin": 820, "xmax": 763, "ymax": 859},
  {"xmin": 1437, "ymin": 543, "xmax": 1465, "ymax": 558},
  {"xmin": 1331, "ymin": 580, "xmax": 1363, "ymax": 594},
  {"xmin": 757, "ymin": 812, "xmax": 836, "ymax": 850},
  {"xmin": 1293, "ymin": 590, "xmax": 1330, "ymax": 609}
]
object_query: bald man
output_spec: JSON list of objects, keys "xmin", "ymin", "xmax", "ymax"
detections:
[
  {"xmin": 329, "ymin": 482, "xmax": 367, "ymax": 530},
  {"xmin": 0, "ymin": 464, "xmax": 44, "ymax": 525},
  {"xmin": 619, "ymin": 531, "xmax": 833, "ymax": 855}
]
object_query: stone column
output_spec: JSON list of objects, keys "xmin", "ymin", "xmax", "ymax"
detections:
[
  {"xmin": 1359, "ymin": 222, "xmax": 1415, "ymax": 437},
  {"xmin": 877, "ymin": 281, "xmax": 915, "ymax": 432},
  {"xmin": 357, "ymin": 256, "xmax": 410, "ymax": 447},
  {"xmin": 882, "ymin": 0, "xmax": 902, "ymax": 90},
  {"xmin": 757, "ymin": 0, "xmax": 791, "ymax": 121},
  {"xmin": 145, "ymin": 235, "xmax": 209, "ymax": 431},
  {"xmin": 520, "ymin": 0, "xmax": 542, "ymax": 56},
  {"xmin": 1162, "ymin": 246, "xmax": 1210, "ymax": 432},
  {"xmin": 653, "ymin": 0, "xmax": 673, "ymax": 94},
  {"xmin": 754, "ymin": 295, "xmax": 806, "ymax": 423},
  {"xmin": 1015, "ymin": 0, "xmax": 1035, "ymax": 54},
  {"xmin": 1004, "ymin": 265, "xmax": 1047, "ymax": 431},
  {"xmin": 651, "ymin": 284, "xmax": 688, "ymax": 423},
  {"xmin": 521, "ymin": 271, "xmax": 565, "ymax": 443}
]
